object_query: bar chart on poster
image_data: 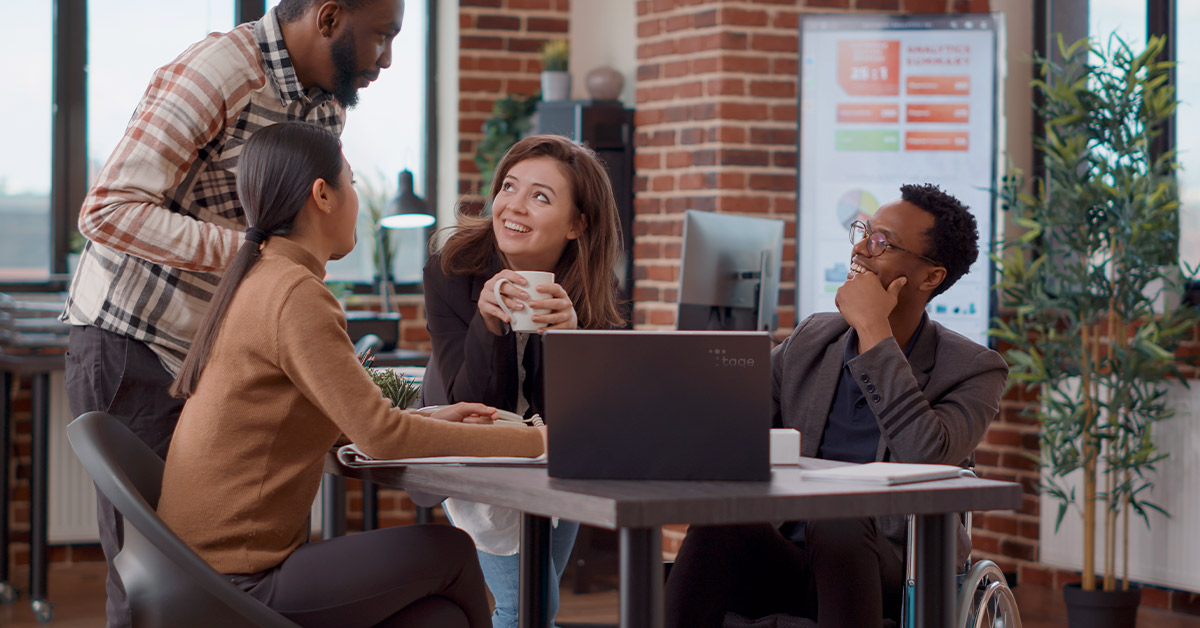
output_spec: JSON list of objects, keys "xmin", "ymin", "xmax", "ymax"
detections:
[{"xmin": 797, "ymin": 14, "xmax": 1002, "ymax": 345}]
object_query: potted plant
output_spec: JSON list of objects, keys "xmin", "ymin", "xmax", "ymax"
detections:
[
  {"xmin": 540, "ymin": 39, "xmax": 570, "ymax": 101},
  {"xmin": 365, "ymin": 365, "xmax": 421, "ymax": 409},
  {"xmin": 474, "ymin": 93, "xmax": 540, "ymax": 195},
  {"xmin": 991, "ymin": 34, "xmax": 1197, "ymax": 627}
]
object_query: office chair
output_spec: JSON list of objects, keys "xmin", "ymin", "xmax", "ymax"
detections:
[{"xmin": 67, "ymin": 411, "xmax": 302, "ymax": 628}]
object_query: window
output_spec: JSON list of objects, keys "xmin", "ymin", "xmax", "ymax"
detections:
[
  {"xmin": 1175, "ymin": 3, "xmax": 1200, "ymax": 269},
  {"xmin": 1088, "ymin": 1, "xmax": 1200, "ymax": 270},
  {"xmin": 87, "ymin": 1, "xmax": 235, "ymax": 190},
  {"xmin": 0, "ymin": 4, "xmax": 52, "ymax": 280},
  {"xmin": 267, "ymin": 0, "xmax": 431, "ymax": 284}
]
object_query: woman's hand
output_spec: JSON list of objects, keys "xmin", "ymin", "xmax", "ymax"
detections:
[
  {"xmin": 424, "ymin": 402, "xmax": 498, "ymax": 424},
  {"xmin": 529, "ymin": 282, "xmax": 578, "ymax": 332},
  {"xmin": 479, "ymin": 269, "xmax": 531, "ymax": 336}
]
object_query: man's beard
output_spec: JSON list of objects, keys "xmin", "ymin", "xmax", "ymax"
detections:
[{"xmin": 330, "ymin": 28, "xmax": 363, "ymax": 109}]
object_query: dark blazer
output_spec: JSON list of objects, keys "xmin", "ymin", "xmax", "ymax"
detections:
[
  {"xmin": 421, "ymin": 252, "xmax": 545, "ymax": 416},
  {"xmin": 772, "ymin": 312, "xmax": 1009, "ymax": 557}
]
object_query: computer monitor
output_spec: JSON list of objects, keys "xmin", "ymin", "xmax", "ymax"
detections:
[{"xmin": 676, "ymin": 210, "xmax": 785, "ymax": 332}]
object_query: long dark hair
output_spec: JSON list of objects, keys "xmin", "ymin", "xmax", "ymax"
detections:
[
  {"xmin": 171, "ymin": 122, "xmax": 345, "ymax": 398},
  {"xmin": 437, "ymin": 135, "xmax": 625, "ymax": 329}
]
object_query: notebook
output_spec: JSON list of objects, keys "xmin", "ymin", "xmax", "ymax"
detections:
[
  {"xmin": 542, "ymin": 330, "xmax": 772, "ymax": 481},
  {"xmin": 799, "ymin": 462, "xmax": 967, "ymax": 485}
]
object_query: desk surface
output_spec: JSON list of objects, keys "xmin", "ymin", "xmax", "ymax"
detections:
[{"xmin": 330, "ymin": 458, "xmax": 1023, "ymax": 530}]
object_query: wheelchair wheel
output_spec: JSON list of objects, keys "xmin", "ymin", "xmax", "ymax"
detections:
[{"xmin": 955, "ymin": 559, "xmax": 1021, "ymax": 628}]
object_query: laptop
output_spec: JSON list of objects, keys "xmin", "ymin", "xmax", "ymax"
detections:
[{"xmin": 543, "ymin": 330, "xmax": 772, "ymax": 481}]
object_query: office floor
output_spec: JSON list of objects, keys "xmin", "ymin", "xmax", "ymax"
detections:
[{"xmin": 3, "ymin": 560, "xmax": 1200, "ymax": 627}]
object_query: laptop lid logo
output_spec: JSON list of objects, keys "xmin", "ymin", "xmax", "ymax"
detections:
[{"xmin": 708, "ymin": 348, "xmax": 757, "ymax": 368}]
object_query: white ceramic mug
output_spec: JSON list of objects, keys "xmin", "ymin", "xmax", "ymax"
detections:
[{"xmin": 494, "ymin": 271, "xmax": 555, "ymax": 332}]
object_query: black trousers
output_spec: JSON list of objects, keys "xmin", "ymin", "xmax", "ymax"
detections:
[
  {"xmin": 237, "ymin": 524, "xmax": 490, "ymax": 628},
  {"xmin": 664, "ymin": 519, "xmax": 904, "ymax": 628},
  {"xmin": 65, "ymin": 326, "xmax": 183, "ymax": 628}
]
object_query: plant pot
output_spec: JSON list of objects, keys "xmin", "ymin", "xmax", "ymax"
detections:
[
  {"xmin": 541, "ymin": 71, "xmax": 571, "ymax": 101},
  {"xmin": 1063, "ymin": 582, "xmax": 1142, "ymax": 628}
]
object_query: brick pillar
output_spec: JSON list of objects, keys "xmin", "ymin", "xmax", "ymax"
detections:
[
  {"xmin": 457, "ymin": 0, "xmax": 571, "ymax": 215},
  {"xmin": 633, "ymin": 1, "xmax": 803, "ymax": 330}
]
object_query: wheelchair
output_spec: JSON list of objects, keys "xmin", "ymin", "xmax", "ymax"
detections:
[
  {"xmin": 720, "ymin": 470, "xmax": 1022, "ymax": 628},
  {"xmin": 899, "ymin": 510, "xmax": 1022, "ymax": 628}
]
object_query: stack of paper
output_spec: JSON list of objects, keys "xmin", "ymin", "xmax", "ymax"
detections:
[
  {"xmin": 337, "ymin": 443, "xmax": 547, "ymax": 468},
  {"xmin": 799, "ymin": 462, "xmax": 967, "ymax": 485}
]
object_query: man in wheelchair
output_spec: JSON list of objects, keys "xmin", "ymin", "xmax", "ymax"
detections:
[{"xmin": 664, "ymin": 183, "xmax": 1009, "ymax": 627}]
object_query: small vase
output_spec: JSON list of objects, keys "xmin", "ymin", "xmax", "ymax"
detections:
[
  {"xmin": 541, "ymin": 71, "xmax": 572, "ymax": 101},
  {"xmin": 1063, "ymin": 582, "xmax": 1142, "ymax": 628},
  {"xmin": 585, "ymin": 66, "xmax": 624, "ymax": 100}
]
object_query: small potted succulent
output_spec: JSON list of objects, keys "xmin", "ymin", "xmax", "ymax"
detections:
[{"xmin": 540, "ymin": 39, "xmax": 570, "ymax": 101}]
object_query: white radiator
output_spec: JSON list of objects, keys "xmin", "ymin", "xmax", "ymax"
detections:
[
  {"xmin": 48, "ymin": 372, "xmax": 99, "ymax": 543},
  {"xmin": 47, "ymin": 373, "xmax": 325, "ymax": 544},
  {"xmin": 1039, "ymin": 380, "xmax": 1200, "ymax": 593}
]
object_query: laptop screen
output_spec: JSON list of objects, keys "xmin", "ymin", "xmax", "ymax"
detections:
[{"xmin": 543, "ymin": 330, "xmax": 772, "ymax": 481}]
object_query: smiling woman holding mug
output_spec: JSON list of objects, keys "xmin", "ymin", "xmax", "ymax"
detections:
[{"xmin": 423, "ymin": 134, "xmax": 625, "ymax": 628}]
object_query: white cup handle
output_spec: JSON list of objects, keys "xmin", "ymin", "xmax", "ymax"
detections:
[{"xmin": 494, "ymin": 277, "xmax": 515, "ymax": 321}]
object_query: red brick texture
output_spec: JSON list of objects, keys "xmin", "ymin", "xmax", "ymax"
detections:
[{"xmin": 457, "ymin": 0, "xmax": 571, "ymax": 214}]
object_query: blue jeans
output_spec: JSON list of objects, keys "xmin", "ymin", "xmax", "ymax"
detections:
[{"xmin": 476, "ymin": 520, "xmax": 580, "ymax": 628}]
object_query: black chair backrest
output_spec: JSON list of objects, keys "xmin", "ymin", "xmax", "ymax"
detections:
[{"xmin": 67, "ymin": 411, "xmax": 300, "ymax": 628}]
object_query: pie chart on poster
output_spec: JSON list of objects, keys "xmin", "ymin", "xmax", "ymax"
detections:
[{"xmin": 837, "ymin": 189, "xmax": 879, "ymax": 229}]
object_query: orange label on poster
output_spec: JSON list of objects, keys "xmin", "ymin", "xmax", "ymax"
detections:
[
  {"xmin": 905, "ymin": 131, "xmax": 969, "ymax": 151},
  {"xmin": 906, "ymin": 103, "xmax": 970, "ymax": 123},
  {"xmin": 906, "ymin": 75, "xmax": 970, "ymax": 95},
  {"xmin": 837, "ymin": 103, "xmax": 900, "ymax": 124},
  {"xmin": 837, "ymin": 40, "xmax": 901, "ymax": 96}
]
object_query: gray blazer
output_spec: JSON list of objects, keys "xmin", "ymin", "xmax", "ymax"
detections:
[{"xmin": 772, "ymin": 312, "xmax": 1009, "ymax": 558}]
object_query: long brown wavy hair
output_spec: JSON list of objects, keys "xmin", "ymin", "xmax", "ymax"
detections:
[
  {"xmin": 170, "ymin": 122, "xmax": 345, "ymax": 398},
  {"xmin": 437, "ymin": 134, "xmax": 625, "ymax": 329}
]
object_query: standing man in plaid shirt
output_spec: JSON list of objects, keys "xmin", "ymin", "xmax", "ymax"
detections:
[{"xmin": 61, "ymin": 1, "xmax": 405, "ymax": 625}]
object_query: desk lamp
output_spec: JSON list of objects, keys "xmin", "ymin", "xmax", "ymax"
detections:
[{"xmin": 376, "ymin": 170, "xmax": 434, "ymax": 313}]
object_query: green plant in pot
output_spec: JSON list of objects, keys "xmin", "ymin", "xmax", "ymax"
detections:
[
  {"xmin": 540, "ymin": 39, "xmax": 570, "ymax": 101},
  {"xmin": 991, "ymin": 34, "xmax": 1197, "ymax": 627},
  {"xmin": 474, "ymin": 93, "xmax": 539, "ymax": 195},
  {"xmin": 366, "ymin": 367, "xmax": 421, "ymax": 409}
]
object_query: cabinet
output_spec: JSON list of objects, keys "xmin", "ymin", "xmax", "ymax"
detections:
[{"xmin": 535, "ymin": 100, "xmax": 635, "ymax": 324}]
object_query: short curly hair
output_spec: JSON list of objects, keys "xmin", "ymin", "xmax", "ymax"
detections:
[
  {"xmin": 900, "ymin": 183, "xmax": 978, "ymax": 300},
  {"xmin": 276, "ymin": 0, "xmax": 380, "ymax": 23}
]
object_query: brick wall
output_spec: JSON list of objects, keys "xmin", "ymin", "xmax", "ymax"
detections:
[
  {"xmin": 629, "ymin": 1, "xmax": 993, "ymax": 332},
  {"xmin": 456, "ymin": 0, "xmax": 571, "ymax": 215}
]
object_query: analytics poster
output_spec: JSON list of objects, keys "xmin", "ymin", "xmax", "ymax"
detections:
[{"xmin": 796, "ymin": 14, "xmax": 1002, "ymax": 346}]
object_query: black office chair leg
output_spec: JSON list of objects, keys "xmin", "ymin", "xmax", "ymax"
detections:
[{"xmin": 415, "ymin": 505, "xmax": 434, "ymax": 524}]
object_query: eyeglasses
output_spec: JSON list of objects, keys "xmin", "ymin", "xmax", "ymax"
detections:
[{"xmin": 848, "ymin": 220, "xmax": 941, "ymax": 266}]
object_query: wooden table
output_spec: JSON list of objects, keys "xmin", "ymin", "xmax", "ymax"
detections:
[{"xmin": 329, "ymin": 457, "xmax": 1022, "ymax": 628}]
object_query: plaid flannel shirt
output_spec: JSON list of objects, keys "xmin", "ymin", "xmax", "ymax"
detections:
[{"xmin": 62, "ymin": 9, "xmax": 345, "ymax": 375}]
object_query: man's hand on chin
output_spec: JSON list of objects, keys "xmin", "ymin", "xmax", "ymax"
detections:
[{"xmin": 835, "ymin": 270, "xmax": 906, "ymax": 352}]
